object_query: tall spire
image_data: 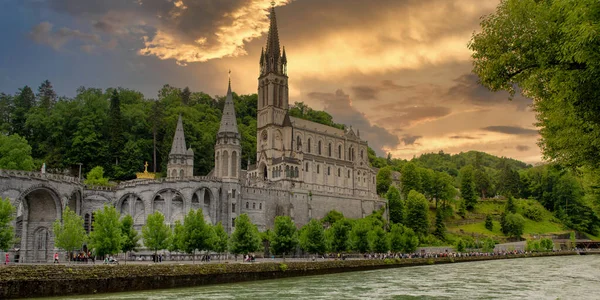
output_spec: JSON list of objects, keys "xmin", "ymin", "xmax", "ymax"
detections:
[
  {"xmin": 170, "ymin": 114, "xmax": 187, "ymax": 155},
  {"xmin": 265, "ymin": 5, "xmax": 282, "ymax": 74},
  {"xmin": 218, "ymin": 72, "xmax": 239, "ymax": 135}
]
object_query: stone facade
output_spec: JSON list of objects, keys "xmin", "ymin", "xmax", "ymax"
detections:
[{"xmin": 0, "ymin": 6, "xmax": 385, "ymax": 263}]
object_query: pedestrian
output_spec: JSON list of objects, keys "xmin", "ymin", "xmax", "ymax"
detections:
[
  {"xmin": 53, "ymin": 252, "xmax": 59, "ymax": 264},
  {"xmin": 5, "ymin": 253, "xmax": 9, "ymax": 265}
]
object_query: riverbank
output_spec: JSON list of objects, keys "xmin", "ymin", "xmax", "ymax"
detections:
[{"xmin": 0, "ymin": 252, "xmax": 582, "ymax": 299}]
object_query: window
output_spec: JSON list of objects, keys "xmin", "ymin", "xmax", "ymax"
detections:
[
  {"xmin": 308, "ymin": 139, "xmax": 311, "ymax": 153},
  {"xmin": 348, "ymin": 170, "xmax": 351, "ymax": 178},
  {"xmin": 338, "ymin": 145, "xmax": 342, "ymax": 159},
  {"xmin": 232, "ymin": 203, "xmax": 236, "ymax": 212},
  {"xmin": 232, "ymin": 218, "xmax": 236, "ymax": 227},
  {"xmin": 318, "ymin": 141, "xmax": 322, "ymax": 155},
  {"xmin": 286, "ymin": 165, "xmax": 290, "ymax": 177},
  {"xmin": 317, "ymin": 165, "xmax": 320, "ymax": 174},
  {"xmin": 295, "ymin": 167, "xmax": 299, "ymax": 177},
  {"xmin": 253, "ymin": 202, "xmax": 256, "ymax": 209},
  {"xmin": 328, "ymin": 167, "xmax": 331, "ymax": 175},
  {"xmin": 361, "ymin": 150, "xmax": 364, "ymax": 159},
  {"xmin": 338, "ymin": 168, "xmax": 341, "ymax": 177},
  {"xmin": 305, "ymin": 162, "xmax": 309, "ymax": 172},
  {"xmin": 328, "ymin": 143, "xmax": 332, "ymax": 157},
  {"xmin": 373, "ymin": 177, "xmax": 375, "ymax": 184},
  {"xmin": 246, "ymin": 202, "xmax": 249, "ymax": 209},
  {"xmin": 296, "ymin": 136, "xmax": 302, "ymax": 151},
  {"xmin": 232, "ymin": 189, "xmax": 236, "ymax": 198},
  {"xmin": 259, "ymin": 203, "xmax": 262, "ymax": 210}
]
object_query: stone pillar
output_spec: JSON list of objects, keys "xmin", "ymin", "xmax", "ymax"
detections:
[
  {"xmin": 164, "ymin": 191, "xmax": 173, "ymax": 225},
  {"xmin": 128, "ymin": 195, "xmax": 135, "ymax": 216}
]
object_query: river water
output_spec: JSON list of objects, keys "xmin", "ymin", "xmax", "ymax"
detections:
[{"xmin": 46, "ymin": 255, "xmax": 600, "ymax": 300}]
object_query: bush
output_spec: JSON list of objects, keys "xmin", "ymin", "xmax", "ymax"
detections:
[
  {"xmin": 279, "ymin": 263, "xmax": 288, "ymax": 272},
  {"xmin": 523, "ymin": 206, "xmax": 543, "ymax": 222},
  {"xmin": 485, "ymin": 215, "xmax": 494, "ymax": 231}
]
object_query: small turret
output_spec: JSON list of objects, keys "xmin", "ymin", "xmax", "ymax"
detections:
[
  {"xmin": 167, "ymin": 115, "xmax": 194, "ymax": 179},
  {"xmin": 215, "ymin": 72, "xmax": 242, "ymax": 181}
]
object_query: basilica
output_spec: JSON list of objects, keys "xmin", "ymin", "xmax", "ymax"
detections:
[{"xmin": 0, "ymin": 6, "xmax": 385, "ymax": 263}]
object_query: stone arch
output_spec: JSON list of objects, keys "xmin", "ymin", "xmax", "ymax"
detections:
[
  {"xmin": 192, "ymin": 187, "xmax": 214, "ymax": 224},
  {"xmin": 171, "ymin": 169, "xmax": 177, "ymax": 178},
  {"xmin": 116, "ymin": 193, "xmax": 144, "ymax": 219},
  {"xmin": 66, "ymin": 189, "xmax": 82, "ymax": 215},
  {"xmin": 222, "ymin": 150, "xmax": 229, "ymax": 177},
  {"xmin": 231, "ymin": 151, "xmax": 238, "ymax": 178},
  {"xmin": 16, "ymin": 185, "xmax": 62, "ymax": 263},
  {"xmin": 259, "ymin": 162, "xmax": 268, "ymax": 180}
]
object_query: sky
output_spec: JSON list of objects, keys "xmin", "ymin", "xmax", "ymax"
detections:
[{"xmin": 0, "ymin": 0, "xmax": 541, "ymax": 163}]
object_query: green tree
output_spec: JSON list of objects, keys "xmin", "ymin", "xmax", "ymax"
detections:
[
  {"xmin": 0, "ymin": 197, "xmax": 16, "ymax": 251},
  {"xmin": 405, "ymin": 190, "xmax": 430, "ymax": 237},
  {"xmin": 89, "ymin": 205, "xmax": 124, "ymax": 258},
  {"xmin": 0, "ymin": 134, "xmax": 35, "ymax": 171},
  {"xmin": 142, "ymin": 211, "xmax": 171, "ymax": 261},
  {"xmin": 271, "ymin": 216, "xmax": 298, "ymax": 259},
  {"xmin": 168, "ymin": 220, "xmax": 185, "ymax": 252},
  {"xmin": 84, "ymin": 166, "xmax": 110, "ymax": 186},
  {"xmin": 485, "ymin": 214, "xmax": 494, "ymax": 231},
  {"xmin": 329, "ymin": 219, "xmax": 351, "ymax": 253},
  {"xmin": 460, "ymin": 165, "xmax": 477, "ymax": 211},
  {"xmin": 52, "ymin": 207, "xmax": 87, "ymax": 262},
  {"xmin": 299, "ymin": 219, "xmax": 327, "ymax": 255},
  {"xmin": 229, "ymin": 214, "xmax": 261, "ymax": 256},
  {"xmin": 11, "ymin": 86, "xmax": 35, "ymax": 139},
  {"xmin": 433, "ymin": 209, "xmax": 446, "ymax": 240},
  {"xmin": 431, "ymin": 171, "xmax": 456, "ymax": 210},
  {"xmin": 37, "ymin": 80, "xmax": 57, "ymax": 112},
  {"xmin": 182, "ymin": 209, "xmax": 212, "ymax": 262},
  {"xmin": 321, "ymin": 210, "xmax": 344, "ymax": 227},
  {"xmin": 469, "ymin": 0, "xmax": 600, "ymax": 170},
  {"xmin": 503, "ymin": 213, "xmax": 526, "ymax": 238},
  {"xmin": 388, "ymin": 224, "xmax": 404, "ymax": 253},
  {"xmin": 401, "ymin": 227, "xmax": 419, "ymax": 253},
  {"xmin": 386, "ymin": 185, "xmax": 405, "ymax": 225},
  {"xmin": 401, "ymin": 163, "xmax": 421, "ymax": 199},
  {"xmin": 120, "ymin": 214, "xmax": 140, "ymax": 263},
  {"xmin": 505, "ymin": 195, "xmax": 517, "ymax": 214},
  {"xmin": 108, "ymin": 90, "xmax": 124, "ymax": 169},
  {"xmin": 369, "ymin": 226, "xmax": 389, "ymax": 253},
  {"xmin": 482, "ymin": 238, "xmax": 496, "ymax": 253},
  {"xmin": 349, "ymin": 219, "xmax": 371, "ymax": 253},
  {"xmin": 376, "ymin": 166, "xmax": 393, "ymax": 195},
  {"xmin": 419, "ymin": 168, "xmax": 435, "ymax": 200},
  {"xmin": 456, "ymin": 239, "xmax": 466, "ymax": 253},
  {"xmin": 211, "ymin": 222, "xmax": 229, "ymax": 260}
]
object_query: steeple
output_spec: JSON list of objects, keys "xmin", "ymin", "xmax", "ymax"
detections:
[
  {"xmin": 170, "ymin": 114, "xmax": 187, "ymax": 155},
  {"xmin": 218, "ymin": 71, "xmax": 240, "ymax": 136},
  {"xmin": 264, "ymin": 5, "xmax": 284, "ymax": 75}
]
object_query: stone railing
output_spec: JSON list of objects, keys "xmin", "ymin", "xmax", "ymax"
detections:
[{"xmin": 0, "ymin": 169, "xmax": 81, "ymax": 183}]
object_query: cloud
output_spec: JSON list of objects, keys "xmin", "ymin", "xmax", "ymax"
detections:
[
  {"xmin": 450, "ymin": 135, "xmax": 478, "ymax": 140},
  {"xmin": 516, "ymin": 145, "xmax": 530, "ymax": 152},
  {"xmin": 447, "ymin": 73, "xmax": 532, "ymax": 110},
  {"xmin": 375, "ymin": 106, "xmax": 452, "ymax": 129},
  {"xmin": 29, "ymin": 22, "xmax": 102, "ymax": 50},
  {"xmin": 401, "ymin": 134, "xmax": 422, "ymax": 145},
  {"xmin": 306, "ymin": 89, "xmax": 400, "ymax": 155},
  {"xmin": 351, "ymin": 80, "xmax": 414, "ymax": 100},
  {"xmin": 482, "ymin": 126, "xmax": 538, "ymax": 136}
]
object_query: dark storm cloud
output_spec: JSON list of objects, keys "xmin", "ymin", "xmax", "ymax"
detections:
[
  {"xmin": 351, "ymin": 80, "xmax": 414, "ymax": 100},
  {"xmin": 375, "ymin": 106, "xmax": 452, "ymax": 129},
  {"xmin": 30, "ymin": 22, "xmax": 102, "ymax": 50},
  {"xmin": 516, "ymin": 145, "xmax": 530, "ymax": 152},
  {"xmin": 401, "ymin": 134, "xmax": 422, "ymax": 145},
  {"xmin": 450, "ymin": 135, "xmax": 478, "ymax": 140},
  {"xmin": 482, "ymin": 126, "xmax": 538, "ymax": 136},
  {"xmin": 447, "ymin": 73, "xmax": 532, "ymax": 110},
  {"xmin": 306, "ymin": 89, "xmax": 400, "ymax": 155}
]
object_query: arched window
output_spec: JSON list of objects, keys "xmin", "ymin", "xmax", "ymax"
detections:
[
  {"xmin": 338, "ymin": 145, "xmax": 342, "ymax": 159},
  {"xmin": 171, "ymin": 169, "xmax": 177, "ymax": 178},
  {"xmin": 318, "ymin": 141, "xmax": 322, "ymax": 155},
  {"xmin": 338, "ymin": 168, "xmax": 341, "ymax": 177},
  {"xmin": 222, "ymin": 151, "xmax": 229, "ymax": 177},
  {"xmin": 348, "ymin": 170, "xmax": 351, "ymax": 178},
  {"xmin": 253, "ymin": 202, "xmax": 256, "ymax": 209},
  {"xmin": 361, "ymin": 150, "xmax": 364, "ymax": 159},
  {"xmin": 179, "ymin": 169, "xmax": 184, "ymax": 178},
  {"xmin": 286, "ymin": 165, "xmax": 290, "ymax": 177},
  {"xmin": 295, "ymin": 167, "xmax": 299, "ymax": 177},
  {"xmin": 328, "ymin": 143, "xmax": 332, "ymax": 157},
  {"xmin": 232, "ymin": 151, "xmax": 238, "ymax": 177},
  {"xmin": 296, "ymin": 136, "xmax": 302, "ymax": 151},
  {"xmin": 328, "ymin": 166, "xmax": 331, "ymax": 176},
  {"xmin": 259, "ymin": 203, "xmax": 262, "ymax": 210},
  {"xmin": 317, "ymin": 165, "xmax": 320, "ymax": 174},
  {"xmin": 307, "ymin": 139, "xmax": 311, "ymax": 153},
  {"xmin": 305, "ymin": 162, "xmax": 309, "ymax": 172},
  {"xmin": 246, "ymin": 202, "xmax": 249, "ymax": 209}
]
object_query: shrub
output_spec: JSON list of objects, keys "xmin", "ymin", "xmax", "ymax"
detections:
[
  {"xmin": 279, "ymin": 263, "xmax": 288, "ymax": 272},
  {"xmin": 523, "ymin": 206, "xmax": 543, "ymax": 222},
  {"xmin": 485, "ymin": 215, "xmax": 494, "ymax": 231}
]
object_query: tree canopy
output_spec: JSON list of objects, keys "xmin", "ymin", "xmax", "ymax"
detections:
[
  {"xmin": 0, "ymin": 197, "xmax": 16, "ymax": 251},
  {"xmin": 52, "ymin": 207, "xmax": 87, "ymax": 257},
  {"xmin": 89, "ymin": 205, "xmax": 124, "ymax": 257}
]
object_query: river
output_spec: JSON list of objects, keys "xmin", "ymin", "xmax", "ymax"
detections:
[{"xmin": 44, "ymin": 255, "xmax": 600, "ymax": 300}]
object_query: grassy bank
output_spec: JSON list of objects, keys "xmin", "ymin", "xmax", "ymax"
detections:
[{"xmin": 0, "ymin": 252, "xmax": 579, "ymax": 299}]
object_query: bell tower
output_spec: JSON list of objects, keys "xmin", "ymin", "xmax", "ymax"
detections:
[
  {"xmin": 215, "ymin": 73, "xmax": 242, "ymax": 182},
  {"xmin": 256, "ymin": 4, "xmax": 289, "ymax": 172}
]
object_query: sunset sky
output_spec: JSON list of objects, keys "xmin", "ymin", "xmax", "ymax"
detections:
[{"xmin": 0, "ymin": 0, "xmax": 541, "ymax": 163}]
